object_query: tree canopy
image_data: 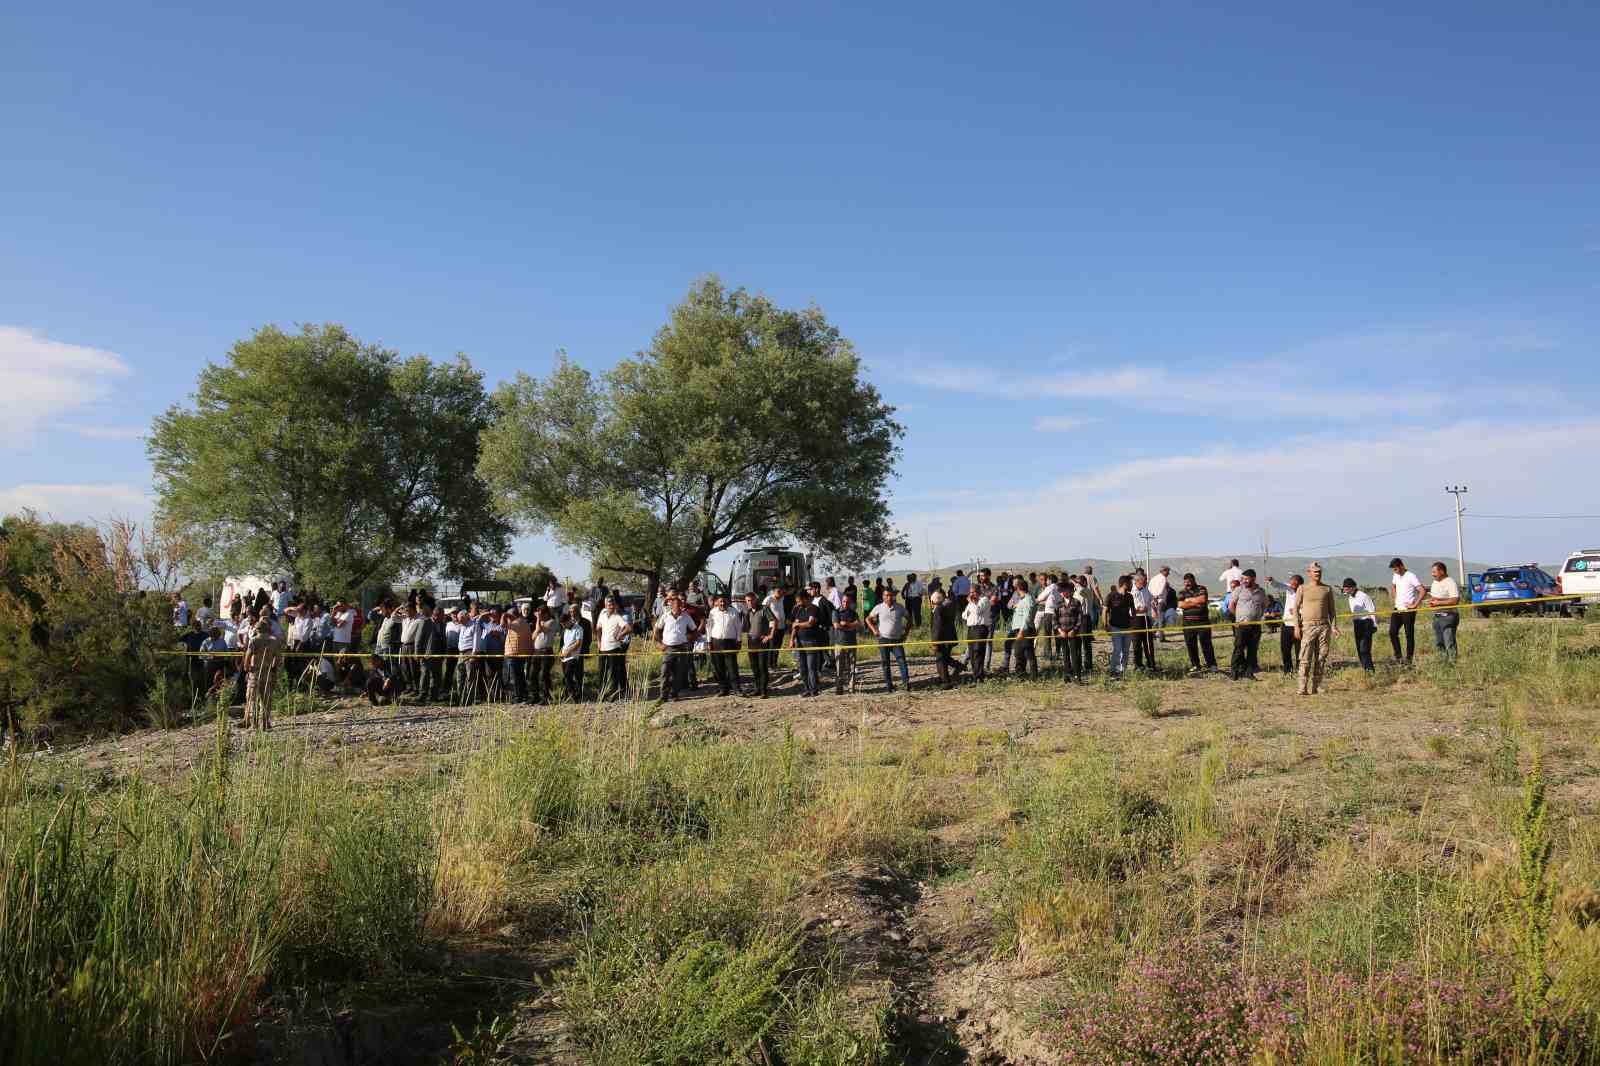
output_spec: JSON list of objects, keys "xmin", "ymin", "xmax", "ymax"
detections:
[
  {"xmin": 493, "ymin": 562, "xmax": 558, "ymax": 598},
  {"xmin": 148, "ymin": 324, "xmax": 512, "ymax": 594},
  {"xmin": 478, "ymin": 278, "xmax": 906, "ymax": 604}
]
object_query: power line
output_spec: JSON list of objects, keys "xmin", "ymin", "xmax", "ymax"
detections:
[
  {"xmin": 1276, "ymin": 515, "xmax": 1455, "ymax": 556},
  {"xmin": 1471, "ymin": 513, "xmax": 1600, "ymax": 521}
]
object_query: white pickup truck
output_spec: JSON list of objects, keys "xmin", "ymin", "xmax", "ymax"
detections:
[{"xmin": 1558, "ymin": 549, "xmax": 1600, "ymax": 616}]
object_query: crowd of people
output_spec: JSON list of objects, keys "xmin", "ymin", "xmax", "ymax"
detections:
[{"xmin": 172, "ymin": 556, "xmax": 1467, "ymax": 719}]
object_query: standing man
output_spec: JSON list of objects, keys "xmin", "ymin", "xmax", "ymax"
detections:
[
  {"xmin": 1131, "ymin": 571, "xmax": 1156, "ymax": 672},
  {"xmin": 745, "ymin": 590, "xmax": 775, "ymax": 698},
  {"xmin": 503, "ymin": 605, "xmax": 532, "ymax": 703},
  {"xmin": 1229, "ymin": 570, "xmax": 1267, "ymax": 681},
  {"xmin": 1177, "ymin": 573, "xmax": 1216, "ymax": 674},
  {"xmin": 1268, "ymin": 575, "xmax": 1302, "ymax": 674},
  {"xmin": 832, "ymin": 590, "xmax": 861, "ymax": 694},
  {"xmin": 1055, "ymin": 583, "xmax": 1088, "ymax": 682},
  {"xmin": 1342, "ymin": 579, "xmax": 1378, "ymax": 673},
  {"xmin": 1427, "ymin": 561, "xmax": 1461, "ymax": 661},
  {"xmin": 1218, "ymin": 559, "xmax": 1243, "ymax": 593},
  {"xmin": 1009, "ymin": 577, "xmax": 1039, "ymax": 679},
  {"xmin": 1148, "ymin": 567, "xmax": 1169, "ymax": 642},
  {"xmin": 1389, "ymin": 558, "xmax": 1424, "ymax": 664},
  {"xmin": 560, "ymin": 606, "xmax": 587, "ymax": 701},
  {"xmin": 421, "ymin": 606, "xmax": 448, "ymax": 702},
  {"xmin": 544, "ymin": 578, "xmax": 568, "ymax": 616},
  {"xmin": 790, "ymin": 588, "xmax": 826, "ymax": 697},
  {"xmin": 242, "ymin": 608, "xmax": 281, "ymax": 731},
  {"xmin": 962, "ymin": 586, "xmax": 993, "ymax": 681},
  {"xmin": 705, "ymin": 592, "xmax": 745, "ymax": 697},
  {"xmin": 807, "ymin": 580, "xmax": 836, "ymax": 673},
  {"xmin": 866, "ymin": 585, "xmax": 911, "ymax": 692},
  {"xmin": 1293, "ymin": 563, "xmax": 1338, "ymax": 695},
  {"xmin": 595, "ymin": 595, "xmax": 632, "ymax": 700},
  {"xmin": 656, "ymin": 597, "xmax": 698, "ymax": 702},
  {"xmin": 1103, "ymin": 576, "xmax": 1134, "ymax": 679},
  {"xmin": 762, "ymin": 584, "xmax": 788, "ymax": 678},
  {"xmin": 950, "ymin": 570, "xmax": 970, "ymax": 599},
  {"xmin": 929, "ymin": 590, "xmax": 965, "ymax": 689},
  {"xmin": 904, "ymin": 573, "xmax": 926, "ymax": 628}
]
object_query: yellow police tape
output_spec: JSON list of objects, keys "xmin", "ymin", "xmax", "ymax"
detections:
[{"xmin": 162, "ymin": 592, "xmax": 1586, "ymax": 661}]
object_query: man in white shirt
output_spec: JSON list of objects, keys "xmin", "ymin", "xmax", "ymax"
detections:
[
  {"xmin": 704, "ymin": 593, "xmax": 745, "ymax": 696},
  {"xmin": 656, "ymin": 598, "xmax": 699, "ymax": 701},
  {"xmin": 1218, "ymin": 559, "xmax": 1243, "ymax": 594},
  {"xmin": 1148, "ymin": 567, "xmax": 1171, "ymax": 641},
  {"xmin": 544, "ymin": 579, "xmax": 567, "ymax": 613},
  {"xmin": 1426, "ymin": 561, "xmax": 1461, "ymax": 661},
  {"xmin": 274, "ymin": 582, "xmax": 291, "ymax": 615},
  {"xmin": 903, "ymin": 573, "xmax": 926, "ymax": 628},
  {"xmin": 1341, "ymin": 578, "xmax": 1378, "ymax": 672},
  {"xmin": 173, "ymin": 595, "xmax": 190, "ymax": 628},
  {"xmin": 195, "ymin": 596, "xmax": 215, "ymax": 628},
  {"xmin": 1036, "ymin": 576, "xmax": 1062, "ymax": 663},
  {"xmin": 961, "ymin": 587, "xmax": 993, "ymax": 680},
  {"xmin": 1267, "ymin": 575, "xmax": 1302, "ymax": 674},
  {"xmin": 1388, "ymin": 557, "xmax": 1424, "ymax": 664},
  {"xmin": 595, "ymin": 596, "xmax": 633, "ymax": 700},
  {"xmin": 762, "ymin": 585, "xmax": 787, "ymax": 674},
  {"xmin": 1130, "ymin": 572, "xmax": 1157, "ymax": 672}
]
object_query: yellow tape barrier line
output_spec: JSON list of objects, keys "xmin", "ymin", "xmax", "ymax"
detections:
[{"xmin": 159, "ymin": 593, "xmax": 1586, "ymax": 660}]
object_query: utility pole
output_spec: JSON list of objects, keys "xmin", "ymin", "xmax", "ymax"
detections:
[
  {"xmin": 1445, "ymin": 485, "xmax": 1468, "ymax": 585},
  {"xmin": 1138, "ymin": 532, "xmax": 1155, "ymax": 574}
]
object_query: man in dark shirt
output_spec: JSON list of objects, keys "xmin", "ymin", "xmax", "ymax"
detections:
[
  {"xmin": 790, "ymin": 589, "xmax": 825, "ymax": 697},
  {"xmin": 832, "ymin": 592, "xmax": 860, "ymax": 694},
  {"xmin": 1103, "ymin": 577, "xmax": 1135, "ymax": 678},
  {"xmin": 929, "ymin": 590, "xmax": 966, "ymax": 689},
  {"xmin": 1178, "ymin": 573, "xmax": 1217, "ymax": 673},
  {"xmin": 179, "ymin": 620, "xmax": 207, "ymax": 700},
  {"xmin": 807, "ymin": 581, "xmax": 836, "ymax": 674},
  {"xmin": 745, "ymin": 591, "xmax": 775, "ymax": 698}
]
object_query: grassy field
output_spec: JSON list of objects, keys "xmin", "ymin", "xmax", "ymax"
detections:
[{"xmin": 5, "ymin": 612, "xmax": 1600, "ymax": 1064}]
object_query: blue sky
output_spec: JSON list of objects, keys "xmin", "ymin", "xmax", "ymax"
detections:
[{"xmin": 4, "ymin": 1, "xmax": 1597, "ymax": 578}]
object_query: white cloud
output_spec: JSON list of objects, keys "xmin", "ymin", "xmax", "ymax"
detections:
[
  {"xmin": 889, "ymin": 418, "xmax": 1600, "ymax": 567},
  {"xmin": 1033, "ymin": 414, "xmax": 1091, "ymax": 432},
  {"xmin": 0, "ymin": 326, "xmax": 132, "ymax": 447},
  {"xmin": 0, "ymin": 482, "xmax": 154, "ymax": 523}
]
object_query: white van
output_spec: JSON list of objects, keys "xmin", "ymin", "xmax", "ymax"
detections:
[{"xmin": 1558, "ymin": 549, "xmax": 1600, "ymax": 615}]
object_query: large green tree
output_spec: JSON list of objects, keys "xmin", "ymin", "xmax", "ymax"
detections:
[
  {"xmin": 149, "ymin": 324, "xmax": 513, "ymax": 594},
  {"xmin": 478, "ymin": 278, "xmax": 906, "ymax": 606}
]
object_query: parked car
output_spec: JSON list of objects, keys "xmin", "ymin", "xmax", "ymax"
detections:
[
  {"xmin": 1558, "ymin": 549, "xmax": 1600, "ymax": 617},
  {"xmin": 1471, "ymin": 564, "xmax": 1563, "ymax": 616}
]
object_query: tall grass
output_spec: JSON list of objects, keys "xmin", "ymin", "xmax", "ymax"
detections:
[{"xmin": 0, "ymin": 739, "xmax": 434, "ymax": 1065}]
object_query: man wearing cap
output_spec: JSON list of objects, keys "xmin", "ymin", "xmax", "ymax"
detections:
[
  {"xmin": 1293, "ymin": 563, "xmax": 1339, "ymax": 695},
  {"xmin": 1342, "ymin": 579, "xmax": 1378, "ymax": 672},
  {"xmin": 1229, "ymin": 569, "xmax": 1267, "ymax": 680}
]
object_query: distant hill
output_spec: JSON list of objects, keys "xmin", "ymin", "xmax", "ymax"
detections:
[{"xmin": 864, "ymin": 554, "xmax": 1543, "ymax": 589}]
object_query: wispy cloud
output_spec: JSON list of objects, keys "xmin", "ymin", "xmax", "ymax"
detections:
[
  {"xmin": 0, "ymin": 326, "xmax": 132, "ymax": 447},
  {"xmin": 888, "ymin": 417, "xmax": 1600, "ymax": 566},
  {"xmin": 1033, "ymin": 414, "xmax": 1092, "ymax": 432},
  {"xmin": 908, "ymin": 324, "xmax": 1556, "ymax": 421},
  {"xmin": 0, "ymin": 482, "xmax": 154, "ymax": 522}
]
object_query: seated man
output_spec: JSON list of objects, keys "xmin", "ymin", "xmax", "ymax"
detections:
[{"xmin": 364, "ymin": 653, "xmax": 399, "ymax": 706}]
